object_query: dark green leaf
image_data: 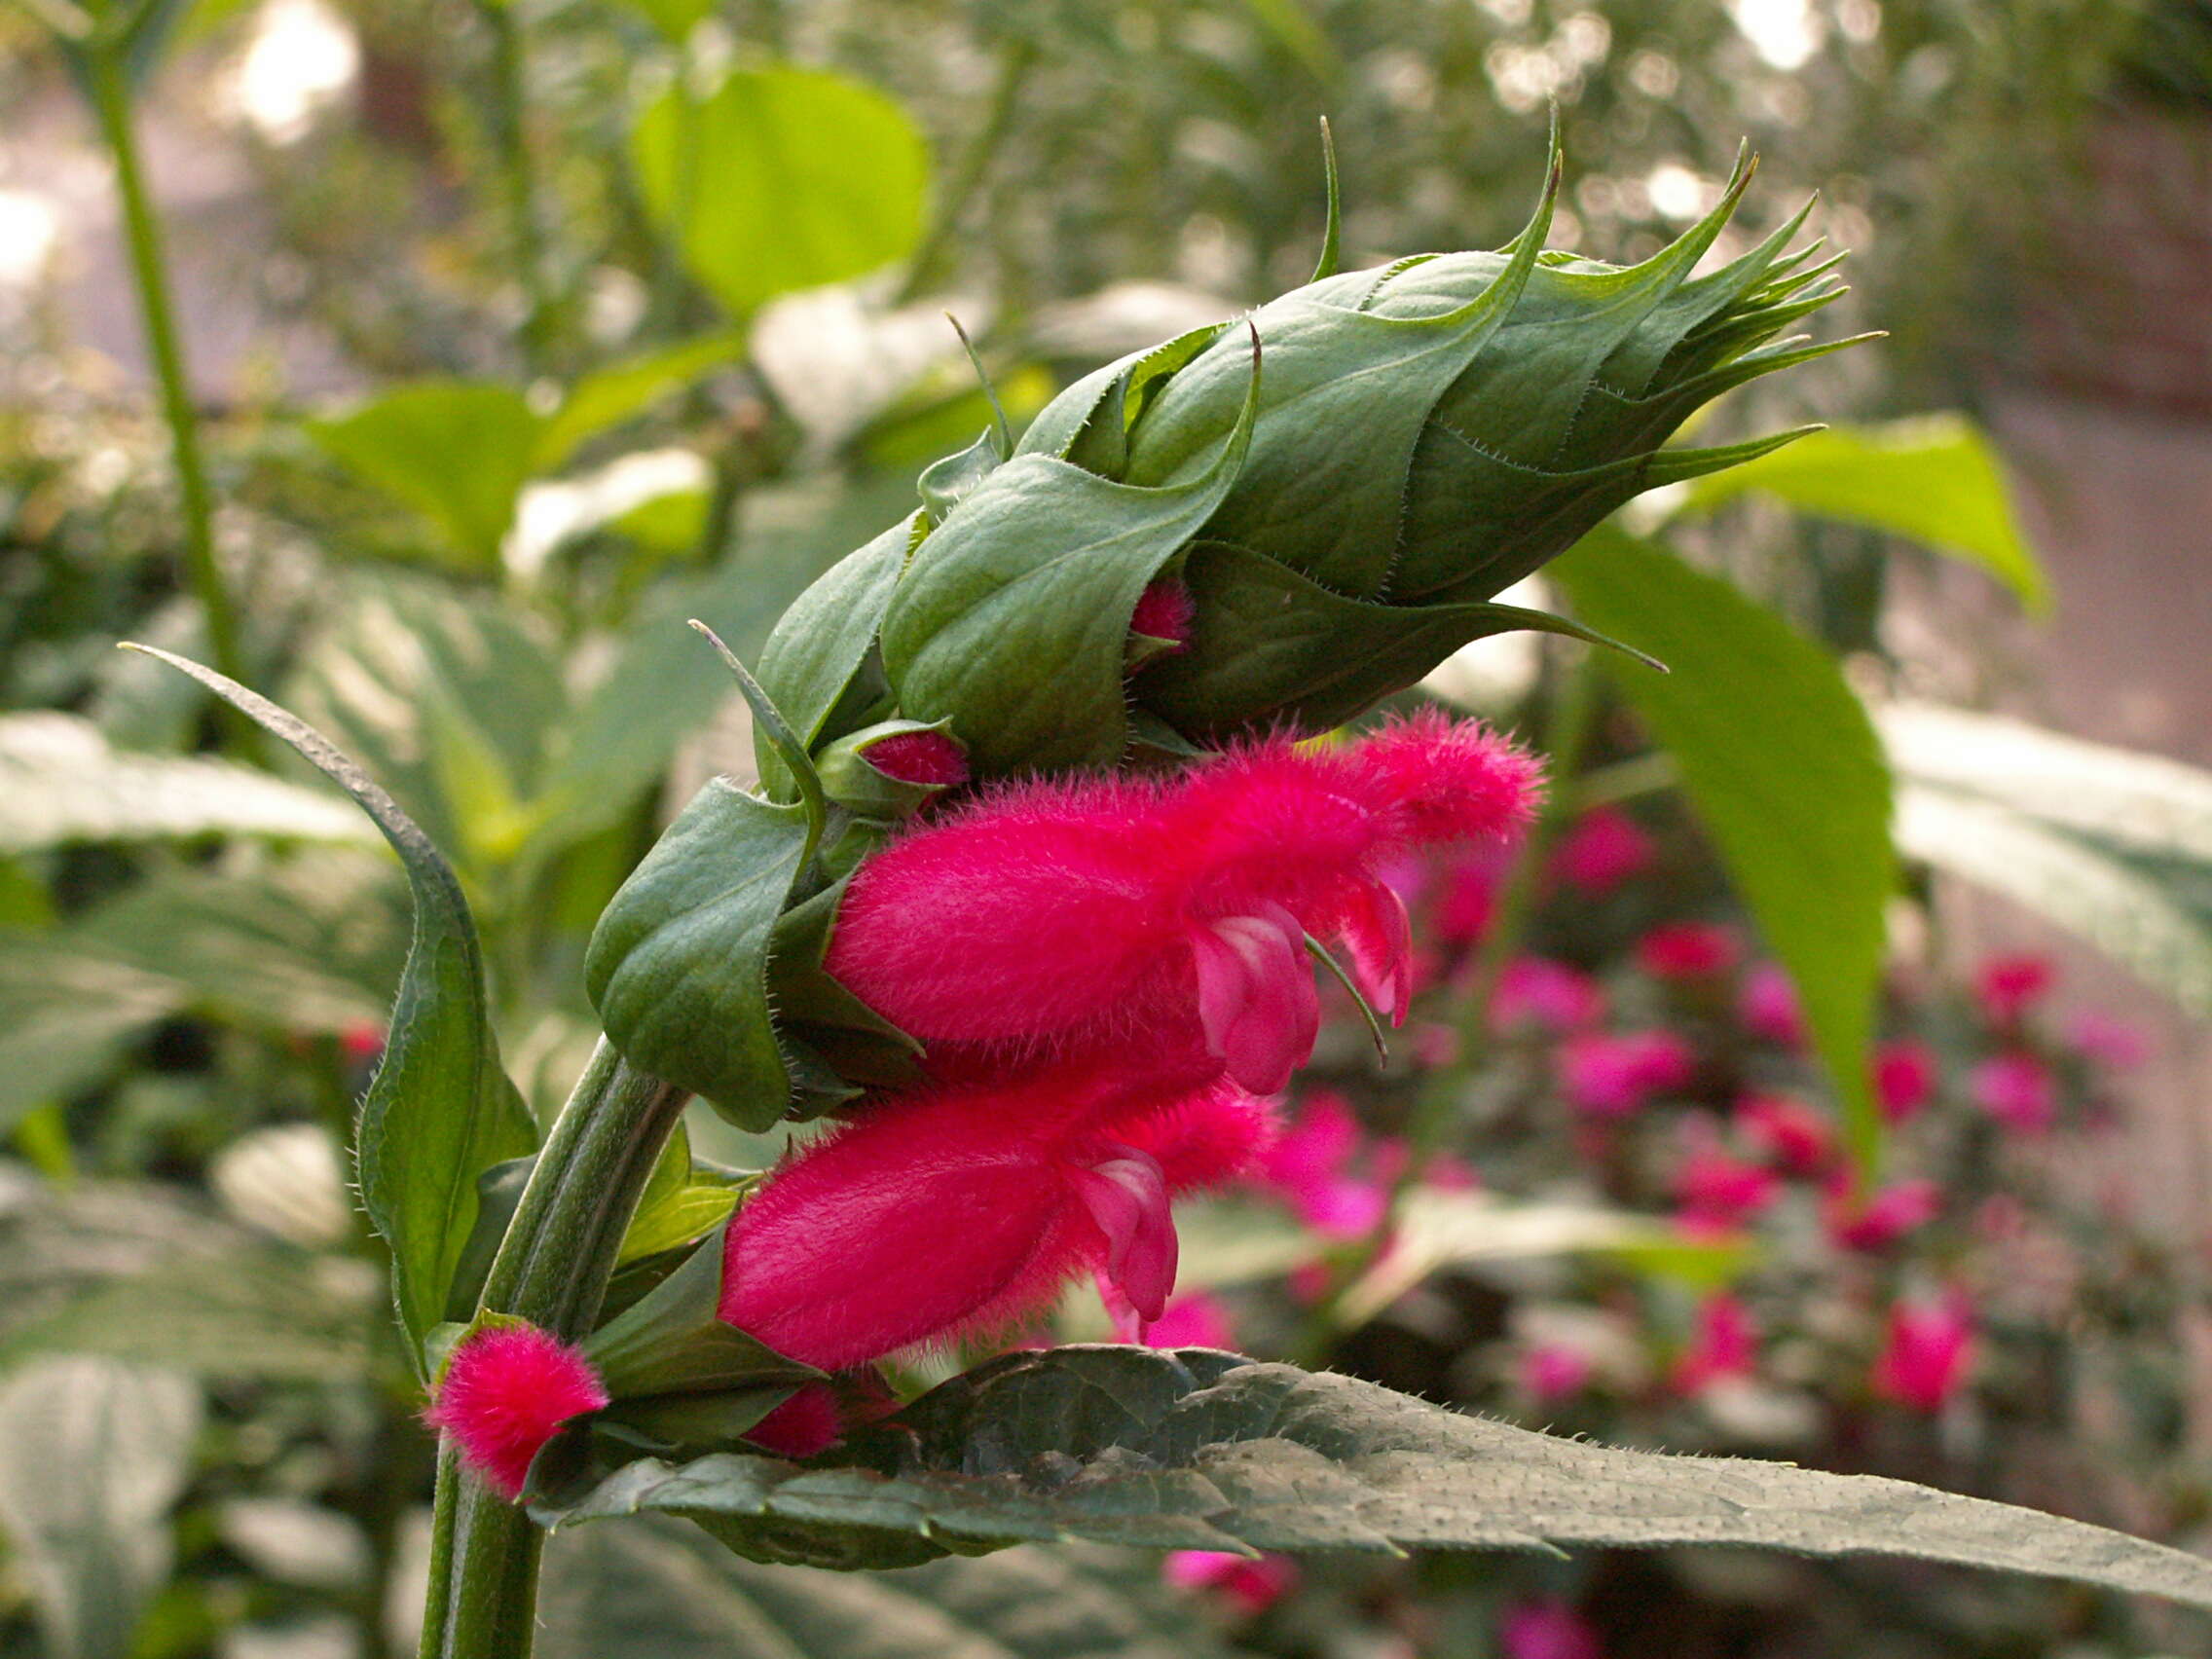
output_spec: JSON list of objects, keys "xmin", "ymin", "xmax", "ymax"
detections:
[
  {"xmin": 1552, "ymin": 530, "xmax": 1894, "ymax": 1166},
  {"xmin": 307, "ymin": 382, "xmax": 543, "ymax": 570},
  {"xmin": 539, "ymin": 1346, "xmax": 2212, "ymax": 1605},
  {"xmin": 632, "ymin": 66, "xmax": 931, "ymax": 320},
  {"xmin": 123, "ymin": 645, "xmax": 536, "ymax": 1377},
  {"xmin": 584, "ymin": 780, "xmax": 815, "ymax": 1127}
]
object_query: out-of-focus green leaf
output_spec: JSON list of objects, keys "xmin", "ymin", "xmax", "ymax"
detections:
[
  {"xmin": 539, "ymin": 1346, "xmax": 2212, "ymax": 1602},
  {"xmin": 539, "ymin": 1519, "xmax": 1235, "ymax": 1659},
  {"xmin": 607, "ymin": 0, "xmax": 709, "ymax": 43},
  {"xmin": 1680, "ymin": 415, "xmax": 2047, "ymax": 612},
  {"xmin": 535, "ymin": 332, "xmax": 746, "ymax": 471},
  {"xmin": 0, "ymin": 1357, "xmax": 202, "ymax": 1659},
  {"xmin": 126, "ymin": 646, "xmax": 536, "ymax": 1380},
  {"xmin": 0, "ymin": 937, "xmax": 181, "ymax": 1133},
  {"xmin": 308, "ymin": 382, "xmax": 542, "ymax": 571},
  {"xmin": 0, "ymin": 713, "xmax": 377, "ymax": 853},
  {"xmin": 1554, "ymin": 528, "xmax": 1894, "ymax": 1167},
  {"xmin": 632, "ymin": 65, "xmax": 931, "ymax": 321},
  {"xmin": 1880, "ymin": 701, "xmax": 2212, "ymax": 1015},
  {"xmin": 1235, "ymin": 0, "xmax": 1341, "ymax": 79}
]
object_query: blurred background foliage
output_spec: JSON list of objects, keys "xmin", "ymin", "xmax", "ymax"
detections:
[{"xmin": 3, "ymin": 0, "xmax": 2212, "ymax": 1654}]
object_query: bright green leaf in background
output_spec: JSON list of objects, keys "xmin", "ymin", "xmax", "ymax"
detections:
[
  {"xmin": 127, "ymin": 647, "xmax": 536, "ymax": 1377},
  {"xmin": 309, "ymin": 382, "xmax": 542, "ymax": 572},
  {"xmin": 1554, "ymin": 528, "xmax": 1896, "ymax": 1166},
  {"xmin": 532, "ymin": 331, "xmax": 747, "ymax": 473},
  {"xmin": 541, "ymin": 1346, "xmax": 2212, "ymax": 1604},
  {"xmin": 1680, "ymin": 414, "xmax": 2048, "ymax": 613},
  {"xmin": 632, "ymin": 65, "xmax": 931, "ymax": 321}
]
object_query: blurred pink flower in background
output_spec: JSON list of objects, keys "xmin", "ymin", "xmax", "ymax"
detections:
[
  {"xmin": 1261, "ymin": 1091, "xmax": 1391, "ymax": 1238},
  {"xmin": 1559, "ymin": 1030, "xmax": 1695, "ymax": 1118},
  {"xmin": 1873, "ymin": 1039, "xmax": 1938, "ymax": 1123},
  {"xmin": 1674, "ymin": 1293, "xmax": 1758, "ymax": 1392},
  {"xmin": 339, "ymin": 1020, "xmax": 387, "ymax": 1063},
  {"xmin": 1974, "ymin": 952, "xmax": 2054, "ymax": 1027},
  {"xmin": 1673, "ymin": 1141, "xmax": 1780, "ymax": 1235},
  {"xmin": 1163, "ymin": 1550, "xmax": 1298, "ymax": 1613},
  {"xmin": 1826, "ymin": 1177, "xmax": 1942, "ymax": 1252},
  {"xmin": 1434, "ymin": 840, "xmax": 1512, "ymax": 945},
  {"xmin": 1738, "ymin": 962, "xmax": 1807, "ymax": 1047},
  {"xmin": 1970, "ymin": 1051, "xmax": 2056, "ymax": 1133},
  {"xmin": 1141, "ymin": 1291, "xmax": 1239, "ymax": 1350},
  {"xmin": 1493, "ymin": 956, "xmax": 1605, "ymax": 1034},
  {"xmin": 1874, "ymin": 1294, "xmax": 1975, "ymax": 1411},
  {"xmin": 1552, "ymin": 804, "xmax": 1654, "ymax": 896},
  {"xmin": 1499, "ymin": 1599, "xmax": 1605, "ymax": 1659},
  {"xmin": 2064, "ymin": 1008, "xmax": 2151, "ymax": 1070},
  {"xmin": 1521, "ymin": 1342, "xmax": 1595, "ymax": 1405},
  {"xmin": 1736, "ymin": 1092, "xmax": 1835, "ymax": 1178},
  {"xmin": 1636, "ymin": 921, "xmax": 1740, "ymax": 979}
]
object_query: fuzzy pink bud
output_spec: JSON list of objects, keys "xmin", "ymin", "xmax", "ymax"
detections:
[
  {"xmin": 424, "ymin": 1324, "xmax": 609, "ymax": 1501},
  {"xmin": 1129, "ymin": 577, "xmax": 1196, "ymax": 650},
  {"xmin": 862, "ymin": 729, "xmax": 970, "ymax": 788},
  {"xmin": 1352, "ymin": 708, "xmax": 1543, "ymax": 847}
]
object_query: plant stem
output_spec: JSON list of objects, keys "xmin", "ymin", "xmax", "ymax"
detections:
[
  {"xmin": 477, "ymin": 0, "xmax": 552, "ymax": 375},
  {"xmin": 895, "ymin": 32, "xmax": 1036, "ymax": 304},
  {"xmin": 85, "ymin": 45, "xmax": 259, "ymax": 758},
  {"xmin": 416, "ymin": 1039, "xmax": 690, "ymax": 1659}
]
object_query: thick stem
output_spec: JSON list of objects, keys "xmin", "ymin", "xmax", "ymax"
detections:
[
  {"xmin": 416, "ymin": 1039, "xmax": 690, "ymax": 1659},
  {"xmin": 86, "ymin": 47, "xmax": 259, "ymax": 758}
]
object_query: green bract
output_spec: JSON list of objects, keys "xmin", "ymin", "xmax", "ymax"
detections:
[{"xmin": 755, "ymin": 146, "xmax": 1860, "ymax": 788}]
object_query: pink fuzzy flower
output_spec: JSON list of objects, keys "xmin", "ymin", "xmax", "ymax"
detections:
[
  {"xmin": 1552, "ymin": 804, "xmax": 1653, "ymax": 896},
  {"xmin": 1636, "ymin": 921, "xmax": 1739, "ymax": 980},
  {"xmin": 1520, "ymin": 1342, "xmax": 1594, "ymax": 1405},
  {"xmin": 1673, "ymin": 1142, "xmax": 1779, "ymax": 1235},
  {"xmin": 1874, "ymin": 1294, "xmax": 1975, "ymax": 1412},
  {"xmin": 827, "ymin": 718, "xmax": 1536, "ymax": 1094},
  {"xmin": 1825, "ymin": 1177, "xmax": 1941, "ymax": 1252},
  {"xmin": 1873, "ymin": 1039, "xmax": 1937, "ymax": 1124},
  {"xmin": 719, "ymin": 1060, "xmax": 1273, "ymax": 1370},
  {"xmin": 1738, "ymin": 962, "xmax": 1806, "ymax": 1047},
  {"xmin": 1674, "ymin": 1293, "xmax": 1757, "ymax": 1393},
  {"xmin": 1163, "ymin": 1549, "xmax": 1298, "ymax": 1613},
  {"xmin": 1500, "ymin": 1600, "xmax": 1604, "ymax": 1659},
  {"xmin": 1736, "ymin": 1092, "xmax": 1834, "ymax": 1178},
  {"xmin": 2065, "ymin": 1009, "xmax": 2150, "ymax": 1071},
  {"xmin": 1974, "ymin": 952, "xmax": 2054, "ymax": 1026},
  {"xmin": 1970, "ymin": 1051, "xmax": 2056, "ymax": 1133},
  {"xmin": 1492, "ymin": 956, "xmax": 1604, "ymax": 1034},
  {"xmin": 1558, "ymin": 1029, "xmax": 1694, "ymax": 1118},
  {"xmin": 424, "ymin": 1323, "xmax": 609, "ymax": 1501},
  {"xmin": 1142, "ymin": 1291, "xmax": 1238, "ymax": 1350}
]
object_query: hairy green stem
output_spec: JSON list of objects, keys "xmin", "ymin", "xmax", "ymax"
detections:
[
  {"xmin": 86, "ymin": 46, "xmax": 259, "ymax": 757},
  {"xmin": 417, "ymin": 1039, "xmax": 690, "ymax": 1659}
]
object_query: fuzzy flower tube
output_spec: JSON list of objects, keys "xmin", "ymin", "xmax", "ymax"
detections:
[{"xmin": 424, "ymin": 1325, "xmax": 609, "ymax": 1501}]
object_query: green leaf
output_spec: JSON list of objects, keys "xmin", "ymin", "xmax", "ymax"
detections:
[
  {"xmin": 1551, "ymin": 528, "xmax": 1895, "ymax": 1168},
  {"xmin": 0, "ymin": 935, "xmax": 183, "ymax": 1133},
  {"xmin": 632, "ymin": 65, "xmax": 931, "ymax": 321},
  {"xmin": 0, "ymin": 1357, "xmax": 202, "ymax": 1659},
  {"xmin": 582, "ymin": 1223, "xmax": 819, "ymax": 1402},
  {"xmin": 1680, "ymin": 414, "xmax": 2048, "ymax": 612},
  {"xmin": 538, "ymin": 1521, "xmax": 1236, "ymax": 1659},
  {"xmin": 620, "ymin": 1124, "xmax": 744, "ymax": 1264},
  {"xmin": 1880, "ymin": 702, "xmax": 2212, "ymax": 1016},
  {"xmin": 535, "ymin": 332, "xmax": 747, "ymax": 471},
  {"xmin": 606, "ymin": 0, "xmax": 708, "ymax": 42},
  {"xmin": 539, "ymin": 1346, "xmax": 2212, "ymax": 1605},
  {"xmin": 584, "ymin": 779, "xmax": 815, "ymax": 1127},
  {"xmin": 0, "ymin": 712, "xmax": 378, "ymax": 853},
  {"xmin": 308, "ymin": 381, "xmax": 543, "ymax": 571},
  {"xmin": 123, "ymin": 645, "xmax": 536, "ymax": 1378}
]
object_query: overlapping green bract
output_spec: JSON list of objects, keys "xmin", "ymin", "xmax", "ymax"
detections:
[{"xmin": 756, "ymin": 146, "xmax": 1857, "ymax": 787}]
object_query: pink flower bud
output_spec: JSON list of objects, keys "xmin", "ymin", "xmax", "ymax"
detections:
[
  {"xmin": 1970, "ymin": 1051, "xmax": 2055, "ymax": 1133},
  {"xmin": 860, "ymin": 729, "xmax": 970, "ymax": 788},
  {"xmin": 719, "ymin": 1061, "xmax": 1272, "ymax": 1370},
  {"xmin": 1551, "ymin": 804, "xmax": 1653, "ymax": 896},
  {"xmin": 1636, "ymin": 921, "xmax": 1739, "ymax": 979},
  {"xmin": 1873, "ymin": 1039, "xmax": 1937, "ymax": 1123},
  {"xmin": 424, "ymin": 1323, "xmax": 609, "ymax": 1500},
  {"xmin": 1129, "ymin": 577, "xmax": 1196, "ymax": 651},
  {"xmin": 1874, "ymin": 1294, "xmax": 1974, "ymax": 1412}
]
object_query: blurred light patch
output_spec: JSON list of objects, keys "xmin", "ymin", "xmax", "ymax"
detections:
[
  {"xmin": 1645, "ymin": 163, "xmax": 1718, "ymax": 222},
  {"xmin": 0, "ymin": 191, "xmax": 60, "ymax": 288},
  {"xmin": 230, "ymin": 0, "xmax": 359, "ymax": 144},
  {"xmin": 1730, "ymin": 0, "xmax": 1825, "ymax": 70}
]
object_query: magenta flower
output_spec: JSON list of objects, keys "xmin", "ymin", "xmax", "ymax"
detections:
[
  {"xmin": 861, "ymin": 728, "xmax": 971, "ymax": 788},
  {"xmin": 1673, "ymin": 1292, "xmax": 1757, "ymax": 1393},
  {"xmin": 1258, "ymin": 1090, "xmax": 1391, "ymax": 1239},
  {"xmin": 1825, "ymin": 1177, "xmax": 1941, "ymax": 1252},
  {"xmin": 1874, "ymin": 1294, "xmax": 1975, "ymax": 1412},
  {"xmin": 1673, "ymin": 1140, "xmax": 1780, "ymax": 1235},
  {"xmin": 1873, "ymin": 1039, "xmax": 1937, "ymax": 1123},
  {"xmin": 827, "ymin": 715, "xmax": 1536, "ymax": 1094},
  {"xmin": 1735, "ymin": 1091, "xmax": 1834, "ymax": 1178},
  {"xmin": 1162, "ymin": 1549, "xmax": 1298, "ymax": 1613},
  {"xmin": 424, "ymin": 1323, "xmax": 609, "ymax": 1500},
  {"xmin": 1969, "ymin": 1051, "xmax": 2056, "ymax": 1133},
  {"xmin": 1499, "ymin": 1599, "xmax": 1605, "ymax": 1659},
  {"xmin": 1492, "ymin": 955, "xmax": 1604, "ymax": 1035},
  {"xmin": 719, "ymin": 1059, "xmax": 1273, "ymax": 1370},
  {"xmin": 1558, "ymin": 1029, "xmax": 1694, "ymax": 1118},
  {"xmin": 1635, "ymin": 920, "xmax": 1739, "ymax": 980},
  {"xmin": 1551, "ymin": 803, "xmax": 1653, "ymax": 896},
  {"xmin": 1520, "ymin": 1342, "xmax": 1594, "ymax": 1405},
  {"xmin": 1738, "ymin": 961, "xmax": 1806, "ymax": 1048},
  {"xmin": 1974, "ymin": 952, "xmax": 2054, "ymax": 1027},
  {"xmin": 1140, "ymin": 1291, "xmax": 1239, "ymax": 1350}
]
